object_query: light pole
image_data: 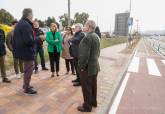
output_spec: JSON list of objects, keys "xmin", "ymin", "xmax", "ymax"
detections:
[
  {"xmin": 68, "ymin": 0, "xmax": 71, "ymax": 26},
  {"xmin": 136, "ymin": 19, "xmax": 139, "ymax": 33},
  {"xmin": 129, "ymin": 0, "xmax": 132, "ymax": 35},
  {"xmin": 127, "ymin": 0, "xmax": 132, "ymax": 47}
]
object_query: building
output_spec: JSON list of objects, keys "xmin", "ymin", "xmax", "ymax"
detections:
[{"xmin": 114, "ymin": 12, "xmax": 130, "ymax": 36}]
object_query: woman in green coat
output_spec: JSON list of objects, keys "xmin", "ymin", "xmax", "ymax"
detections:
[{"xmin": 46, "ymin": 23, "xmax": 62, "ymax": 77}]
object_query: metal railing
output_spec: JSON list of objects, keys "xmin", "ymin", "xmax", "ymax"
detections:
[{"xmin": 148, "ymin": 37, "xmax": 165, "ymax": 56}]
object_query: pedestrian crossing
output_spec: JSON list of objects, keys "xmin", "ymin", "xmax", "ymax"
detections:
[
  {"xmin": 147, "ymin": 58, "xmax": 161, "ymax": 76},
  {"xmin": 128, "ymin": 57, "xmax": 165, "ymax": 77}
]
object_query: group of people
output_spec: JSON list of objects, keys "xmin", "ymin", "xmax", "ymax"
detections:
[{"xmin": 0, "ymin": 8, "xmax": 100, "ymax": 112}]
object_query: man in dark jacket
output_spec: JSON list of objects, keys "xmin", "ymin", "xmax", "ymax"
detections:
[
  {"xmin": 33, "ymin": 20, "xmax": 48, "ymax": 74},
  {"xmin": 77, "ymin": 20, "xmax": 100, "ymax": 112},
  {"xmin": 13, "ymin": 8, "xmax": 37, "ymax": 95},
  {"xmin": 0, "ymin": 28, "xmax": 11, "ymax": 83},
  {"xmin": 69, "ymin": 23, "xmax": 85, "ymax": 86}
]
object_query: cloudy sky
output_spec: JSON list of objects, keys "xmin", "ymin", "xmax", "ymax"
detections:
[{"xmin": 1, "ymin": 0, "xmax": 165, "ymax": 32}]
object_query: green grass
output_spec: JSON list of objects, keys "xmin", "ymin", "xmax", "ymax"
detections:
[
  {"xmin": 5, "ymin": 37, "xmax": 127, "ymax": 70},
  {"xmin": 100, "ymin": 37, "xmax": 127, "ymax": 49}
]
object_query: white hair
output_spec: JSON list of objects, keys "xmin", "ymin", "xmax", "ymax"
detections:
[
  {"xmin": 74, "ymin": 23, "xmax": 83, "ymax": 30},
  {"xmin": 86, "ymin": 20, "xmax": 96, "ymax": 30}
]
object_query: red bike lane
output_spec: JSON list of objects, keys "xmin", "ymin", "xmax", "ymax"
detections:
[{"xmin": 109, "ymin": 39, "xmax": 165, "ymax": 114}]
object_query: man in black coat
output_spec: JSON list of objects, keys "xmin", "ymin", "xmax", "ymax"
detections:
[
  {"xmin": 0, "ymin": 28, "xmax": 11, "ymax": 83},
  {"xmin": 13, "ymin": 8, "xmax": 37, "ymax": 95},
  {"xmin": 33, "ymin": 20, "xmax": 48, "ymax": 74},
  {"xmin": 69, "ymin": 23, "xmax": 85, "ymax": 86}
]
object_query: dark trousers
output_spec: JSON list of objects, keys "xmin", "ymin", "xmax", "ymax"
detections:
[
  {"xmin": 80, "ymin": 70, "xmax": 97, "ymax": 110},
  {"xmin": 73, "ymin": 57, "xmax": 80, "ymax": 80},
  {"xmin": 13, "ymin": 56, "xmax": 24, "ymax": 74},
  {"xmin": 34, "ymin": 46, "xmax": 46, "ymax": 70},
  {"xmin": 48, "ymin": 52, "xmax": 60, "ymax": 73},
  {"xmin": 23, "ymin": 60, "xmax": 34, "ymax": 90},
  {"xmin": 65, "ymin": 59, "xmax": 75, "ymax": 73},
  {"xmin": 0, "ymin": 56, "xmax": 6, "ymax": 79}
]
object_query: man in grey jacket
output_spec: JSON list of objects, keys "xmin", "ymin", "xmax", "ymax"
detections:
[
  {"xmin": 77, "ymin": 20, "xmax": 100, "ymax": 112},
  {"xmin": 69, "ymin": 23, "xmax": 85, "ymax": 86},
  {"xmin": 6, "ymin": 20, "xmax": 24, "ymax": 78}
]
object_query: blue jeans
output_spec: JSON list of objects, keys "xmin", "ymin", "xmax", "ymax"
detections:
[{"xmin": 34, "ymin": 46, "xmax": 46, "ymax": 70}]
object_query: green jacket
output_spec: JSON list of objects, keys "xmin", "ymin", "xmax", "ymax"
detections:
[
  {"xmin": 78, "ymin": 31, "xmax": 100, "ymax": 76},
  {"xmin": 46, "ymin": 31, "xmax": 62, "ymax": 53}
]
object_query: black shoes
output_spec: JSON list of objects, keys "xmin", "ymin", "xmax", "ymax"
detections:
[
  {"xmin": 72, "ymin": 79, "xmax": 79, "ymax": 83},
  {"xmin": 23, "ymin": 85, "xmax": 34, "ymax": 89},
  {"xmin": 2, "ymin": 78, "xmax": 11, "ymax": 83},
  {"xmin": 35, "ymin": 67, "xmax": 48, "ymax": 74},
  {"xmin": 51, "ymin": 72, "xmax": 59, "ymax": 77},
  {"xmin": 24, "ymin": 88, "xmax": 37, "ymax": 95},
  {"xmin": 56, "ymin": 72, "xmax": 60, "ymax": 77},
  {"xmin": 73, "ymin": 82, "xmax": 81, "ymax": 86},
  {"xmin": 72, "ymin": 79, "xmax": 81, "ymax": 86},
  {"xmin": 92, "ymin": 104, "xmax": 97, "ymax": 107},
  {"xmin": 77, "ymin": 106, "xmax": 91, "ymax": 112},
  {"xmin": 42, "ymin": 67, "xmax": 48, "ymax": 70},
  {"xmin": 34, "ymin": 70, "xmax": 38, "ymax": 74}
]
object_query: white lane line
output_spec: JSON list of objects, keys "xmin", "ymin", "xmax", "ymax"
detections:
[
  {"xmin": 161, "ymin": 60, "xmax": 165, "ymax": 65},
  {"xmin": 147, "ymin": 58, "xmax": 161, "ymax": 76},
  {"xmin": 109, "ymin": 73, "xmax": 130, "ymax": 114},
  {"xmin": 128, "ymin": 57, "xmax": 140, "ymax": 73}
]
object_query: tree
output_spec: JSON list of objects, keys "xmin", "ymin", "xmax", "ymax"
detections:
[
  {"xmin": 74, "ymin": 12, "xmax": 89, "ymax": 25},
  {"xmin": 45, "ymin": 17, "xmax": 56, "ymax": 27},
  {"xmin": 0, "ymin": 9, "xmax": 14, "ymax": 25},
  {"xmin": 38, "ymin": 20, "xmax": 45, "ymax": 27},
  {"xmin": 59, "ymin": 13, "xmax": 74, "ymax": 27}
]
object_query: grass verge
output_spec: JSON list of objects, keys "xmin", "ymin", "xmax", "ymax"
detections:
[
  {"xmin": 5, "ymin": 37, "xmax": 127, "ymax": 70},
  {"xmin": 100, "ymin": 37, "xmax": 127, "ymax": 49}
]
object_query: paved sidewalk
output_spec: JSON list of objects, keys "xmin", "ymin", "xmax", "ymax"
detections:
[
  {"xmin": 0, "ymin": 43, "xmax": 133, "ymax": 114},
  {"xmin": 109, "ymin": 39, "xmax": 165, "ymax": 114}
]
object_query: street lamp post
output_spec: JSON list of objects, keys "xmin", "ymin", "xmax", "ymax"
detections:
[{"xmin": 68, "ymin": 0, "xmax": 71, "ymax": 26}]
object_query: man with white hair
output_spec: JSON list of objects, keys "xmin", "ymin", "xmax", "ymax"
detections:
[
  {"xmin": 77, "ymin": 20, "xmax": 100, "ymax": 112},
  {"xmin": 69, "ymin": 23, "xmax": 85, "ymax": 86}
]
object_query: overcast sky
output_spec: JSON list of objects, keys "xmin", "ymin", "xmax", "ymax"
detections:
[{"xmin": 1, "ymin": 0, "xmax": 165, "ymax": 32}]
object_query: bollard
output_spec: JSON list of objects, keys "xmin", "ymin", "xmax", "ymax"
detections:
[{"xmin": 158, "ymin": 44, "xmax": 160, "ymax": 52}]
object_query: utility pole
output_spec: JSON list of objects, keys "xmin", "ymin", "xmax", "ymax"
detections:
[{"xmin": 68, "ymin": 0, "xmax": 71, "ymax": 26}]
